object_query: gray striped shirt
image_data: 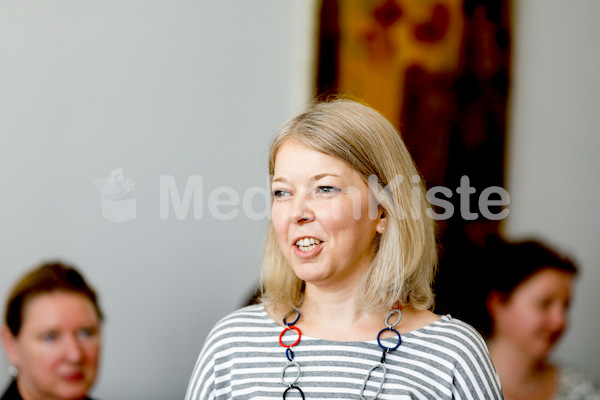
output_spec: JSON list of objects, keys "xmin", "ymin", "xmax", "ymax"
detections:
[{"xmin": 185, "ymin": 304, "xmax": 503, "ymax": 400}]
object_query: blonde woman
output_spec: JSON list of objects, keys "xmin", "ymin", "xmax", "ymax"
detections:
[{"xmin": 185, "ymin": 99, "xmax": 503, "ymax": 399}]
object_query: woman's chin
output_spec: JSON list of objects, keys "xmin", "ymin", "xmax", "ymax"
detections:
[
  {"xmin": 526, "ymin": 342, "xmax": 555, "ymax": 362},
  {"xmin": 56, "ymin": 382, "xmax": 91, "ymax": 400}
]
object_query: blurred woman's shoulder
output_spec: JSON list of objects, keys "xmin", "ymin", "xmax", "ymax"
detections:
[
  {"xmin": 0, "ymin": 380, "xmax": 98, "ymax": 400},
  {"xmin": 554, "ymin": 365, "xmax": 600, "ymax": 400},
  {"xmin": 0, "ymin": 380, "xmax": 20, "ymax": 400}
]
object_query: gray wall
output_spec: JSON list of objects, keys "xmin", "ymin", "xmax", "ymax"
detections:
[
  {"xmin": 0, "ymin": 1, "xmax": 315, "ymax": 399},
  {"xmin": 505, "ymin": 0, "xmax": 600, "ymax": 376}
]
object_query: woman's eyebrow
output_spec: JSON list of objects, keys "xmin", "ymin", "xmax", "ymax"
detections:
[
  {"xmin": 272, "ymin": 173, "xmax": 341, "ymax": 183},
  {"xmin": 312, "ymin": 173, "xmax": 340, "ymax": 181}
]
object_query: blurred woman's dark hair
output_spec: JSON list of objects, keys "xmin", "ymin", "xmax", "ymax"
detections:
[
  {"xmin": 477, "ymin": 239, "xmax": 578, "ymax": 337},
  {"xmin": 4, "ymin": 261, "xmax": 103, "ymax": 336}
]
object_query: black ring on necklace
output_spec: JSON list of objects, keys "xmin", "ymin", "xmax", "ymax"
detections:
[{"xmin": 283, "ymin": 385, "xmax": 305, "ymax": 399}]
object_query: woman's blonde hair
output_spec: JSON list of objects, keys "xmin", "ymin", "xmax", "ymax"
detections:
[{"xmin": 261, "ymin": 99, "xmax": 437, "ymax": 313}]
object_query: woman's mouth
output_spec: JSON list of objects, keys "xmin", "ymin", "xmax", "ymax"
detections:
[
  {"xmin": 63, "ymin": 371, "xmax": 85, "ymax": 381},
  {"xmin": 295, "ymin": 237, "xmax": 321, "ymax": 252},
  {"xmin": 293, "ymin": 237, "xmax": 324, "ymax": 258}
]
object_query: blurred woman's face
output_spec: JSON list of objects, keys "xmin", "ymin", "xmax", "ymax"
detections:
[
  {"xmin": 491, "ymin": 268, "xmax": 574, "ymax": 360},
  {"xmin": 4, "ymin": 291, "xmax": 101, "ymax": 400},
  {"xmin": 271, "ymin": 140, "xmax": 384, "ymax": 290}
]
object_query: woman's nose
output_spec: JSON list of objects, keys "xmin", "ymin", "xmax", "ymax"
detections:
[
  {"xmin": 289, "ymin": 195, "xmax": 314, "ymax": 223},
  {"xmin": 64, "ymin": 335, "xmax": 84, "ymax": 362},
  {"xmin": 549, "ymin": 305, "xmax": 568, "ymax": 331}
]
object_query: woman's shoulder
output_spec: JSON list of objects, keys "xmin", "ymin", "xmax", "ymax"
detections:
[
  {"xmin": 555, "ymin": 365, "xmax": 600, "ymax": 400},
  {"xmin": 197, "ymin": 304, "xmax": 283, "ymax": 363},
  {"xmin": 407, "ymin": 314, "xmax": 485, "ymax": 340},
  {"xmin": 1, "ymin": 380, "xmax": 99, "ymax": 400},
  {"xmin": 0, "ymin": 380, "xmax": 22, "ymax": 400},
  {"xmin": 206, "ymin": 304, "xmax": 279, "ymax": 340},
  {"xmin": 403, "ymin": 314, "xmax": 492, "ymax": 360},
  {"xmin": 216, "ymin": 304, "xmax": 274, "ymax": 326}
]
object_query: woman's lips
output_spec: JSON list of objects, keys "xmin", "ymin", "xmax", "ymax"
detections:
[
  {"xmin": 62, "ymin": 372, "xmax": 85, "ymax": 381},
  {"xmin": 293, "ymin": 240, "xmax": 324, "ymax": 259}
]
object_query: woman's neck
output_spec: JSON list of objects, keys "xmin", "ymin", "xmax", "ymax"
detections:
[
  {"xmin": 296, "ymin": 284, "xmax": 381, "ymax": 341},
  {"xmin": 488, "ymin": 338, "xmax": 556, "ymax": 400},
  {"xmin": 269, "ymin": 283, "xmax": 438, "ymax": 342}
]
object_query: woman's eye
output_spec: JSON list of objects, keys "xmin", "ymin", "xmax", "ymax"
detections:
[
  {"xmin": 77, "ymin": 327, "xmax": 97, "ymax": 339},
  {"xmin": 316, "ymin": 186, "xmax": 341, "ymax": 194},
  {"xmin": 272, "ymin": 189, "xmax": 291, "ymax": 198},
  {"xmin": 537, "ymin": 299, "xmax": 552, "ymax": 310},
  {"xmin": 41, "ymin": 332, "xmax": 58, "ymax": 342}
]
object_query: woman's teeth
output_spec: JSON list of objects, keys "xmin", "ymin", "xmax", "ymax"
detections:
[{"xmin": 295, "ymin": 237, "xmax": 321, "ymax": 252}]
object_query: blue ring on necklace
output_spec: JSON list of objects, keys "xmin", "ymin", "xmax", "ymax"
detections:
[
  {"xmin": 376, "ymin": 327, "xmax": 401, "ymax": 351},
  {"xmin": 283, "ymin": 308, "xmax": 301, "ymax": 326},
  {"xmin": 286, "ymin": 348, "xmax": 294, "ymax": 362}
]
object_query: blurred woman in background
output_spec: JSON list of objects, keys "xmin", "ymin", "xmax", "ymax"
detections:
[
  {"xmin": 1, "ymin": 262, "xmax": 103, "ymax": 400},
  {"xmin": 482, "ymin": 240, "xmax": 599, "ymax": 400}
]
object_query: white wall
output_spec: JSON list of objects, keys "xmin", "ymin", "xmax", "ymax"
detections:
[
  {"xmin": 505, "ymin": 0, "xmax": 600, "ymax": 375},
  {"xmin": 2, "ymin": 0, "xmax": 598, "ymax": 397},
  {"xmin": 0, "ymin": 1, "xmax": 315, "ymax": 399}
]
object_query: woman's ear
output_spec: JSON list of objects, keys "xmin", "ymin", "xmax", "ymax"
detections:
[
  {"xmin": 1, "ymin": 325, "xmax": 20, "ymax": 367},
  {"xmin": 486, "ymin": 290, "xmax": 507, "ymax": 317},
  {"xmin": 376, "ymin": 208, "xmax": 387, "ymax": 234}
]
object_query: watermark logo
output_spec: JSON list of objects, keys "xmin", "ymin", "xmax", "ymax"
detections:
[
  {"xmin": 157, "ymin": 174, "xmax": 508, "ymax": 222},
  {"xmin": 93, "ymin": 168, "xmax": 136, "ymax": 223},
  {"xmin": 91, "ymin": 172, "xmax": 508, "ymax": 222},
  {"xmin": 159, "ymin": 175, "xmax": 270, "ymax": 221}
]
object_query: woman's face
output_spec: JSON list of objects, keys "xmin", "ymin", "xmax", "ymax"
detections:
[
  {"xmin": 491, "ymin": 268, "xmax": 574, "ymax": 360},
  {"xmin": 3, "ymin": 291, "xmax": 101, "ymax": 400},
  {"xmin": 271, "ymin": 140, "xmax": 384, "ymax": 290}
]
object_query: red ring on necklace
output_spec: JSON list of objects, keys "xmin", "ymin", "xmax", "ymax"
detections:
[{"xmin": 279, "ymin": 325, "xmax": 302, "ymax": 348}]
